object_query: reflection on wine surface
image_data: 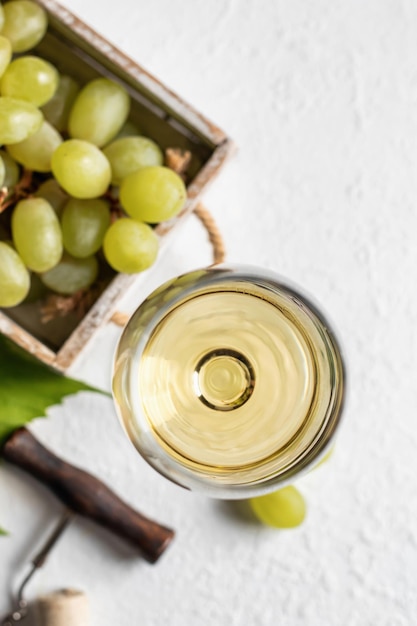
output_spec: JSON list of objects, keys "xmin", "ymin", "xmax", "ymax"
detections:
[{"xmin": 112, "ymin": 265, "xmax": 344, "ymax": 498}]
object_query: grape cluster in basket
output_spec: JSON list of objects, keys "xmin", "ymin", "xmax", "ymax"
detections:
[{"xmin": 0, "ymin": 0, "xmax": 187, "ymax": 309}]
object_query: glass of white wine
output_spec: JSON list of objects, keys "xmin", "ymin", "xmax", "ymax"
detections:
[{"xmin": 112, "ymin": 265, "xmax": 345, "ymax": 498}]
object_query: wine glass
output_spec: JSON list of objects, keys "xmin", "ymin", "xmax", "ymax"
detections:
[{"xmin": 112, "ymin": 264, "xmax": 345, "ymax": 498}]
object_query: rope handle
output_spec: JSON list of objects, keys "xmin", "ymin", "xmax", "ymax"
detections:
[
  {"xmin": 110, "ymin": 204, "xmax": 225, "ymax": 328},
  {"xmin": 193, "ymin": 204, "xmax": 226, "ymax": 265}
]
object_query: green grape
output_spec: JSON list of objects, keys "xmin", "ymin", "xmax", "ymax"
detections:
[
  {"xmin": 1, "ymin": 56, "xmax": 59, "ymax": 107},
  {"xmin": 51, "ymin": 139, "xmax": 111, "ymax": 199},
  {"xmin": 41, "ymin": 75, "xmax": 79, "ymax": 132},
  {"xmin": 249, "ymin": 486, "xmax": 306, "ymax": 529},
  {"xmin": 7, "ymin": 120, "xmax": 62, "ymax": 172},
  {"xmin": 35, "ymin": 178, "xmax": 68, "ymax": 215},
  {"xmin": 0, "ymin": 150, "xmax": 20, "ymax": 189},
  {"xmin": 40, "ymin": 253, "xmax": 98, "ymax": 295},
  {"xmin": 103, "ymin": 136, "xmax": 163, "ymax": 186},
  {"xmin": 0, "ymin": 241, "xmax": 30, "ymax": 307},
  {"xmin": 12, "ymin": 198, "xmax": 63, "ymax": 272},
  {"xmin": 120, "ymin": 166, "xmax": 186, "ymax": 223},
  {"xmin": 0, "ymin": 97, "xmax": 43, "ymax": 144},
  {"xmin": 68, "ymin": 78, "xmax": 130, "ymax": 147},
  {"xmin": 103, "ymin": 218, "xmax": 158, "ymax": 274},
  {"xmin": 61, "ymin": 198, "xmax": 111, "ymax": 258},
  {"xmin": 0, "ymin": 153, "xmax": 4, "ymax": 187},
  {"xmin": 0, "ymin": 35, "xmax": 12, "ymax": 78},
  {"xmin": 0, "ymin": 1, "xmax": 47, "ymax": 53}
]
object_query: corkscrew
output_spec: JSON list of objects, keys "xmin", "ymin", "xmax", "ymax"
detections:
[
  {"xmin": 1, "ymin": 512, "xmax": 72, "ymax": 626},
  {"xmin": 1, "ymin": 428, "xmax": 175, "ymax": 625}
]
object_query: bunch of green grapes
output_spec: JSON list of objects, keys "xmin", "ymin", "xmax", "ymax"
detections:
[{"xmin": 0, "ymin": 0, "xmax": 187, "ymax": 308}]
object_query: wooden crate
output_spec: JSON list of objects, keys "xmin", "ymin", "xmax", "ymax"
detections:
[{"xmin": 0, "ymin": 0, "xmax": 233, "ymax": 371}]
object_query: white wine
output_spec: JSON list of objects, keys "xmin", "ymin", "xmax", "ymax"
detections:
[
  {"xmin": 138, "ymin": 290, "xmax": 316, "ymax": 467},
  {"xmin": 113, "ymin": 266, "xmax": 344, "ymax": 497}
]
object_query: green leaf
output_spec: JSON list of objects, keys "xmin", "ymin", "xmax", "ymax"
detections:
[
  {"xmin": 0, "ymin": 334, "xmax": 107, "ymax": 536},
  {"xmin": 0, "ymin": 527, "xmax": 9, "ymax": 536},
  {"xmin": 0, "ymin": 334, "xmax": 105, "ymax": 445}
]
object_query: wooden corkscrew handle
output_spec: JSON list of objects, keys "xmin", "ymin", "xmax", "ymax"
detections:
[{"xmin": 2, "ymin": 428, "xmax": 174, "ymax": 563}]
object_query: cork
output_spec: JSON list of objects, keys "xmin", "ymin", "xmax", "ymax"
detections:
[{"xmin": 36, "ymin": 589, "xmax": 89, "ymax": 626}]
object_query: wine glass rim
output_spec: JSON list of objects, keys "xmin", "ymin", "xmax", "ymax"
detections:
[{"xmin": 113, "ymin": 264, "xmax": 346, "ymax": 498}]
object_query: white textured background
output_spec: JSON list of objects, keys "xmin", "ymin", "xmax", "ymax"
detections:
[{"xmin": 1, "ymin": 1, "xmax": 416, "ymax": 624}]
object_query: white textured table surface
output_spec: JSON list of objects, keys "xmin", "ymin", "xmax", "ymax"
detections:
[{"xmin": 1, "ymin": 1, "xmax": 416, "ymax": 624}]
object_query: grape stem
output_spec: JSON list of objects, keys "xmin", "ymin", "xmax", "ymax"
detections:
[
  {"xmin": 0, "ymin": 188, "xmax": 8, "ymax": 213},
  {"xmin": 0, "ymin": 169, "xmax": 34, "ymax": 214},
  {"xmin": 103, "ymin": 189, "xmax": 124, "ymax": 224},
  {"xmin": 16, "ymin": 169, "xmax": 34, "ymax": 194},
  {"xmin": 39, "ymin": 282, "xmax": 107, "ymax": 323},
  {"xmin": 165, "ymin": 148, "xmax": 191, "ymax": 181}
]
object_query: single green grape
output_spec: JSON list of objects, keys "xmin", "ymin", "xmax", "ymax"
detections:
[
  {"xmin": 0, "ymin": 153, "xmax": 4, "ymax": 187},
  {"xmin": 0, "ymin": 56, "xmax": 59, "ymax": 107},
  {"xmin": 249, "ymin": 485, "xmax": 306, "ymax": 529},
  {"xmin": 120, "ymin": 166, "xmax": 186, "ymax": 223},
  {"xmin": 0, "ymin": 0, "xmax": 47, "ymax": 53},
  {"xmin": 61, "ymin": 198, "xmax": 111, "ymax": 258},
  {"xmin": 35, "ymin": 178, "xmax": 68, "ymax": 216},
  {"xmin": 40, "ymin": 253, "xmax": 99, "ymax": 295},
  {"xmin": 51, "ymin": 139, "xmax": 111, "ymax": 199},
  {"xmin": 0, "ymin": 241, "xmax": 30, "ymax": 307},
  {"xmin": 0, "ymin": 97, "xmax": 43, "ymax": 144},
  {"xmin": 41, "ymin": 74, "xmax": 79, "ymax": 132},
  {"xmin": 103, "ymin": 136, "xmax": 163, "ymax": 186},
  {"xmin": 103, "ymin": 218, "xmax": 158, "ymax": 274},
  {"xmin": 0, "ymin": 150, "xmax": 20, "ymax": 189},
  {"xmin": 12, "ymin": 198, "xmax": 63, "ymax": 272},
  {"xmin": 7, "ymin": 120, "xmax": 62, "ymax": 172},
  {"xmin": 0, "ymin": 35, "xmax": 12, "ymax": 78},
  {"xmin": 68, "ymin": 78, "xmax": 130, "ymax": 147}
]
